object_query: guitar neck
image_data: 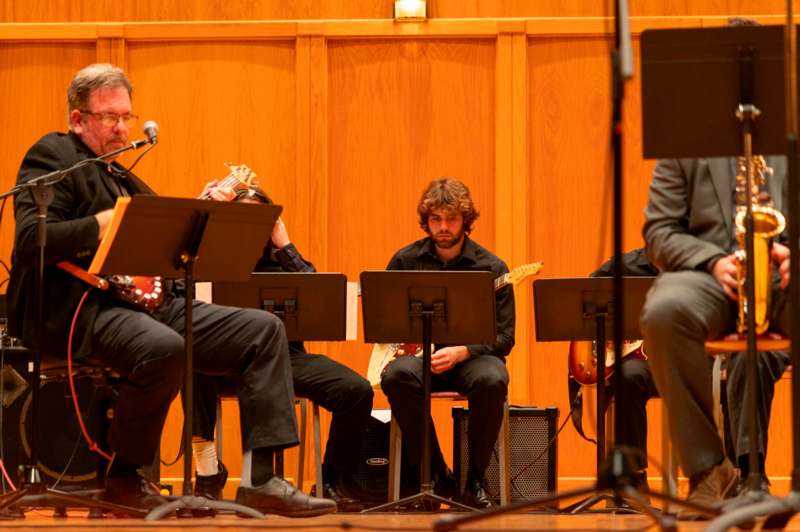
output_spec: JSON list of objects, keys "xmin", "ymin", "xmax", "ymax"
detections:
[{"xmin": 494, "ymin": 273, "xmax": 510, "ymax": 291}]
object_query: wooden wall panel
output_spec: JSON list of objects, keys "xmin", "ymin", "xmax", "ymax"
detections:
[
  {"xmin": 0, "ymin": 0, "xmax": 789, "ymax": 23},
  {"xmin": 0, "ymin": 43, "xmax": 96, "ymax": 280},
  {"xmin": 325, "ymin": 38, "xmax": 496, "ymax": 465},
  {"xmin": 124, "ymin": 41, "xmax": 296, "ymax": 212},
  {"xmin": 123, "ymin": 40, "xmax": 296, "ymax": 481},
  {"xmin": 527, "ymin": 36, "xmax": 654, "ymax": 477}
]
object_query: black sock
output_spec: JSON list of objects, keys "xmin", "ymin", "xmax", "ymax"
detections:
[
  {"xmin": 737, "ymin": 453, "xmax": 765, "ymax": 478},
  {"xmin": 251, "ymin": 447, "xmax": 276, "ymax": 486}
]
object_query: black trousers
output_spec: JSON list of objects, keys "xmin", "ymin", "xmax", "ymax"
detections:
[
  {"xmin": 725, "ymin": 350, "xmax": 789, "ymax": 462},
  {"xmin": 194, "ymin": 350, "xmax": 374, "ymax": 481},
  {"xmin": 91, "ymin": 295, "xmax": 297, "ymax": 466},
  {"xmin": 380, "ymin": 355, "xmax": 508, "ymax": 479},
  {"xmin": 613, "ymin": 357, "xmax": 659, "ymax": 471}
]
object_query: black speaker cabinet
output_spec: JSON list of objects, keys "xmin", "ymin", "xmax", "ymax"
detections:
[
  {"xmin": 345, "ymin": 412, "xmax": 417, "ymax": 503},
  {"xmin": 0, "ymin": 347, "xmax": 112, "ymax": 493},
  {"xmin": 452, "ymin": 406, "xmax": 558, "ymax": 504}
]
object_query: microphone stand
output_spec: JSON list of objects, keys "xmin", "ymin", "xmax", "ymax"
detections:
[{"xmin": 0, "ymin": 138, "xmax": 156, "ymax": 518}]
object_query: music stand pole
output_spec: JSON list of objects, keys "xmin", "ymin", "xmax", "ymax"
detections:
[
  {"xmin": 145, "ymin": 212, "xmax": 263, "ymax": 521},
  {"xmin": 364, "ymin": 303, "xmax": 474, "ymax": 513}
]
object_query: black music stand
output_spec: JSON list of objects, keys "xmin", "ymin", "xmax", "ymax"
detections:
[
  {"xmin": 436, "ymin": 276, "xmax": 714, "ymax": 531},
  {"xmin": 359, "ymin": 271, "xmax": 495, "ymax": 513},
  {"xmin": 536, "ymin": 277, "xmax": 654, "ymax": 514},
  {"xmin": 640, "ymin": 26, "xmax": 800, "ymax": 532},
  {"xmin": 212, "ymin": 272, "xmax": 348, "ymax": 342},
  {"xmin": 86, "ymin": 195, "xmax": 281, "ymax": 520}
]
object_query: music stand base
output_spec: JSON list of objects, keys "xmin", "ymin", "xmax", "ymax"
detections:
[
  {"xmin": 0, "ymin": 482, "xmax": 150, "ymax": 518},
  {"xmin": 433, "ymin": 447, "xmax": 721, "ymax": 532},
  {"xmin": 704, "ymin": 490, "xmax": 800, "ymax": 532},
  {"xmin": 145, "ymin": 495, "xmax": 265, "ymax": 520},
  {"xmin": 562, "ymin": 491, "xmax": 641, "ymax": 514},
  {"xmin": 364, "ymin": 489, "xmax": 477, "ymax": 513}
]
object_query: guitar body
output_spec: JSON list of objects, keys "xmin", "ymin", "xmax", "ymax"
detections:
[
  {"xmin": 366, "ymin": 343, "xmax": 426, "ymax": 388},
  {"xmin": 107, "ymin": 275, "xmax": 164, "ymax": 313},
  {"xmin": 568, "ymin": 339, "xmax": 647, "ymax": 386}
]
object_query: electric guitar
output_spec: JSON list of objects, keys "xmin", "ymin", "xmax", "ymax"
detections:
[
  {"xmin": 58, "ymin": 163, "xmax": 259, "ymax": 312},
  {"xmin": 567, "ymin": 339, "xmax": 647, "ymax": 386},
  {"xmin": 366, "ymin": 261, "xmax": 543, "ymax": 387}
]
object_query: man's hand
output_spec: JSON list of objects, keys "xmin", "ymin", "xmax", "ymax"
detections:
[
  {"xmin": 271, "ymin": 217, "xmax": 291, "ymax": 249},
  {"xmin": 772, "ymin": 242, "xmax": 790, "ymax": 289},
  {"xmin": 431, "ymin": 346, "xmax": 470, "ymax": 374},
  {"xmin": 711, "ymin": 253, "xmax": 740, "ymax": 301},
  {"xmin": 200, "ymin": 180, "xmax": 236, "ymax": 202},
  {"xmin": 94, "ymin": 209, "xmax": 114, "ymax": 241}
]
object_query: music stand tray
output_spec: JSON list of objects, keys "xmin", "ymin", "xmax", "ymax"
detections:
[
  {"xmin": 360, "ymin": 271, "xmax": 495, "ymax": 512},
  {"xmin": 92, "ymin": 195, "xmax": 280, "ymax": 520},
  {"xmin": 212, "ymin": 272, "xmax": 348, "ymax": 342}
]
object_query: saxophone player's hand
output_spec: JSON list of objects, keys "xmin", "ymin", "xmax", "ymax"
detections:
[
  {"xmin": 711, "ymin": 253, "xmax": 740, "ymax": 301},
  {"xmin": 772, "ymin": 242, "xmax": 790, "ymax": 289}
]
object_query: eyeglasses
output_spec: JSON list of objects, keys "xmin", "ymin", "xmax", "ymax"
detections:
[{"xmin": 79, "ymin": 110, "xmax": 138, "ymax": 127}]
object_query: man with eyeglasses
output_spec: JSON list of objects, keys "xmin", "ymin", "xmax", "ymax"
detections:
[{"xmin": 6, "ymin": 63, "xmax": 335, "ymax": 517}]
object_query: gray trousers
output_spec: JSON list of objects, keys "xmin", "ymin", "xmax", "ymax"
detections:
[{"xmin": 640, "ymin": 270, "xmax": 788, "ymax": 477}]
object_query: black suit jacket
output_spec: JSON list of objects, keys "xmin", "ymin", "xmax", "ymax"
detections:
[{"xmin": 7, "ymin": 131, "xmax": 154, "ymax": 358}]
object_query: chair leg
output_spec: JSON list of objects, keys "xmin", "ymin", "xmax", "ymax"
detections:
[
  {"xmin": 215, "ymin": 398, "xmax": 223, "ymax": 460},
  {"xmin": 711, "ymin": 355, "xmax": 727, "ymax": 451},
  {"xmin": 297, "ymin": 398, "xmax": 307, "ymax": 491},
  {"xmin": 661, "ymin": 401, "xmax": 677, "ymax": 513},
  {"xmin": 388, "ymin": 415, "xmax": 402, "ymax": 502},
  {"xmin": 498, "ymin": 398, "xmax": 511, "ymax": 506},
  {"xmin": 313, "ymin": 402, "xmax": 323, "ymax": 497}
]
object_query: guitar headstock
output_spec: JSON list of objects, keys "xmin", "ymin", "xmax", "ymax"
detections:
[
  {"xmin": 506, "ymin": 261, "xmax": 543, "ymax": 286},
  {"xmin": 223, "ymin": 162, "xmax": 259, "ymax": 192}
]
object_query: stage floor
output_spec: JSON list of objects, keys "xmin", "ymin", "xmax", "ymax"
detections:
[{"xmin": 3, "ymin": 509, "xmax": 800, "ymax": 531}]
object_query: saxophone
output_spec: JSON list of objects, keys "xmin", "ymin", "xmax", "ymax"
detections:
[{"xmin": 734, "ymin": 155, "xmax": 785, "ymax": 334}]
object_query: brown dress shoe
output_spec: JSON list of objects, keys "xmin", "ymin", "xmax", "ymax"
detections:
[{"xmin": 678, "ymin": 458, "xmax": 739, "ymax": 521}]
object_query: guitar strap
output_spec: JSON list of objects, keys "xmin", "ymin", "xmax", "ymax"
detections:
[{"xmin": 57, "ymin": 261, "xmax": 109, "ymax": 290}]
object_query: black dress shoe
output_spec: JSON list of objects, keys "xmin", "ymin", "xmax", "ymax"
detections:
[
  {"xmin": 194, "ymin": 462, "xmax": 228, "ymax": 500},
  {"xmin": 461, "ymin": 475, "xmax": 494, "ymax": 509},
  {"xmin": 102, "ymin": 474, "xmax": 167, "ymax": 515},
  {"xmin": 236, "ymin": 476, "xmax": 337, "ymax": 517},
  {"xmin": 318, "ymin": 483, "xmax": 363, "ymax": 512},
  {"xmin": 432, "ymin": 467, "xmax": 458, "ymax": 500}
]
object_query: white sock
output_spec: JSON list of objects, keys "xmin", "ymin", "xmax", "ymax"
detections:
[
  {"xmin": 240, "ymin": 450, "xmax": 252, "ymax": 488},
  {"xmin": 192, "ymin": 439, "xmax": 218, "ymax": 477}
]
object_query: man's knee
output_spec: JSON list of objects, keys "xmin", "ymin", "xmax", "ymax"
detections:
[
  {"xmin": 380, "ymin": 359, "xmax": 419, "ymax": 396},
  {"xmin": 469, "ymin": 365, "xmax": 508, "ymax": 400},
  {"xmin": 246, "ymin": 308, "xmax": 285, "ymax": 337}
]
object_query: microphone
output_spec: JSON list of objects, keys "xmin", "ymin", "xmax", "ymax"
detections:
[{"xmin": 143, "ymin": 120, "xmax": 159, "ymax": 145}]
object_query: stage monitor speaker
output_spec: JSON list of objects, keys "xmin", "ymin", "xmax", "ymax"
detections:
[
  {"xmin": 345, "ymin": 410, "xmax": 416, "ymax": 504},
  {"xmin": 0, "ymin": 347, "xmax": 112, "ymax": 493},
  {"xmin": 452, "ymin": 406, "xmax": 558, "ymax": 504}
]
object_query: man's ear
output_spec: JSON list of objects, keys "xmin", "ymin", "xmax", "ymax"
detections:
[{"xmin": 69, "ymin": 109, "xmax": 83, "ymax": 133}]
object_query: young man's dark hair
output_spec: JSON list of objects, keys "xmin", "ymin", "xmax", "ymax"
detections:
[{"xmin": 417, "ymin": 177, "xmax": 480, "ymax": 234}]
